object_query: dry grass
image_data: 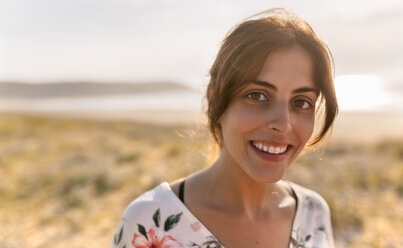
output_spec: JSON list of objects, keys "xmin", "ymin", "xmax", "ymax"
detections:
[{"xmin": 0, "ymin": 112, "xmax": 401, "ymax": 248}]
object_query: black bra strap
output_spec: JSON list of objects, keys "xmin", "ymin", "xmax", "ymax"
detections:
[{"xmin": 178, "ymin": 180, "xmax": 185, "ymax": 203}]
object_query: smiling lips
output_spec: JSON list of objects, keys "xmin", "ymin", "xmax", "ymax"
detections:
[{"xmin": 251, "ymin": 141, "xmax": 289, "ymax": 155}]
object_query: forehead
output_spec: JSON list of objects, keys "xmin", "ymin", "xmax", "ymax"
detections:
[{"xmin": 256, "ymin": 46, "xmax": 315, "ymax": 89}]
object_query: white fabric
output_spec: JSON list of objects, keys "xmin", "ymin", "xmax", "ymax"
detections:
[{"xmin": 111, "ymin": 181, "xmax": 334, "ymax": 248}]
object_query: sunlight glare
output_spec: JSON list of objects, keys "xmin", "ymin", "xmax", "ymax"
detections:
[{"xmin": 334, "ymin": 74, "xmax": 388, "ymax": 111}]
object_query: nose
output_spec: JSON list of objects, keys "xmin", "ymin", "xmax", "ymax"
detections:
[{"xmin": 265, "ymin": 101, "xmax": 292, "ymax": 133}]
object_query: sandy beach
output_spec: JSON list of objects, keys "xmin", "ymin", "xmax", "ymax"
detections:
[{"xmin": 0, "ymin": 110, "xmax": 402, "ymax": 248}]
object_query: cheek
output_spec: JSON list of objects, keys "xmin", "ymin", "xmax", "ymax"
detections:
[
  {"xmin": 220, "ymin": 103, "xmax": 263, "ymax": 141},
  {"xmin": 231, "ymin": 105, "xmax": 265, "ymax": 133},
  {"xmin": 293, "ymin": 114, "xmax": 315, "ymax": 143}
]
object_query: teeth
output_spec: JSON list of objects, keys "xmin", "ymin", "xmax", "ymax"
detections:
[{"xmin": 252, "ymin": 141, "xmax": 288, "ymax": 155}]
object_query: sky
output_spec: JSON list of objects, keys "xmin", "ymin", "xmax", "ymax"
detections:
[{"xmin": 0, "ymin": 0, "xmax": 402, "ymax": 91}]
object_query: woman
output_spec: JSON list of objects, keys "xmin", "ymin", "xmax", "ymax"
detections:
[{"xmin": 111, "ymin": 8, "xmax": 338, "ymax": 248}]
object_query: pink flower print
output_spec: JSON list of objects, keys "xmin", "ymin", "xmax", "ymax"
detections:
[
  {"xmin": 132, "ymin": 226, "xmax": 183, "ymax": 248},
  {"xmin": 190, "ymin": 221, "xmax": 201, "ymax": 232}
]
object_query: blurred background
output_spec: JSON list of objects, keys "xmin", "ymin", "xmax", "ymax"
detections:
[{"xmin": 0, "ymin": 0, "xmax": 402, "ymax": 247}]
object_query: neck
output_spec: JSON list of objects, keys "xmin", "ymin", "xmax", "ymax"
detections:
[{"xmin": 196, "ymin": 148, "xmax": 288, "ymax": 221}]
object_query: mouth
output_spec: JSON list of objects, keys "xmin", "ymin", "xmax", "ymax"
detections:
[{"xmin": 249, "ymin": 140, "xmax": 292, "ymax": 157}]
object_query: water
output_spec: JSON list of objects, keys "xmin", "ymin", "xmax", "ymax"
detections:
[
  {"xmin": 0, "ymin": 89, "xmax": 206, "ymax": 112},
  {"xmin": 0, "ymin": 76, "xmax": 401, "ymax": 113}
]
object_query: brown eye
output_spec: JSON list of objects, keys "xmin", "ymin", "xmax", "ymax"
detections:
[
  {"xmin": 247, "ymin": 92, "xmax": 268, "ymax": 101},
  {"xmin": 293, "ymin": 99, "xmax": 311, "ymax": 109}
]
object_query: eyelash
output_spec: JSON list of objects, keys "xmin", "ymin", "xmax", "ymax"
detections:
[
  {"xmin": 246, "ymin": 92, "xmax": 268, "ymax": 101},
  {"xmin": 292, "ymin": 99, "xmax": 312, "ymax": 110},
  {"xmin": 246, "ymin": 91, "xmax": 313, "ymax": 110}
]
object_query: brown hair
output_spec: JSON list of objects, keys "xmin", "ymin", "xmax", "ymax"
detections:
[{"xmin": 206, "ymin": 8, "xmax": 338, "ymax": 147}]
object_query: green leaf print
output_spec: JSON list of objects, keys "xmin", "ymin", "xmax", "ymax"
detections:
[
  {"xmin": 305, "ymin": 234, "xmax": 311, "ymax": 241},
  {"xmin": 164, "ymin": 212, "xmax": 183, "ymax": 231},
  {"xmin": 137, "ymin": 224, "xmax": 148, "ymax": 240},
  {"xmin": 153, "ymin": 208, "xmax": 161, "ymax": 227},
  {"xmin": 113, "ymin": 226, "xmax": 124, "ymax": 245},
  {"xmin": 117, "ymin": 226, "xmax": 123, "ymax": 244}
]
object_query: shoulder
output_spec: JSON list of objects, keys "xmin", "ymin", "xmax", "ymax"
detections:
[
  {"xmin": 121, "ymin": 182, "xmax": 173, "ymax": 222},
  {"xmin": 168, "ymin": 177, "xmax": 185, "ymax": 199},
  {"xmin": 286, "ymin": 181, "xmax": 331, "ymax": 217},
  {"xmin": 111, "ymin": 182, "xmax": 187, "ymax": 248},
  {"xmin": 286, "ymin": 182, "xmax": 335, "ymax": 248}
]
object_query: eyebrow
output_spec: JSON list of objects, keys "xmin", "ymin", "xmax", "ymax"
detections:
[{"xmin": 251, "ymin": 80, "xmax": 318, "ymax": 95}]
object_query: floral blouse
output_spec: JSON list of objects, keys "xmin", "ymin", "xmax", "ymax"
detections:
[{"xmin": 111, "ymin": 181, "xmax": 334, "ymax": 248}]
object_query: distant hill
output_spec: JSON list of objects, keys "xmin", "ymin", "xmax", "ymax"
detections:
[{"xmin": 0, "ymin": 82, "xmax": 190, "ymax": 98}]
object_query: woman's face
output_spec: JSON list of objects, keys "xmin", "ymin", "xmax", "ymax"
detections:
[{"xmin": 218, "ymin": 45, "xmax": 317, "ymax": 183}]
